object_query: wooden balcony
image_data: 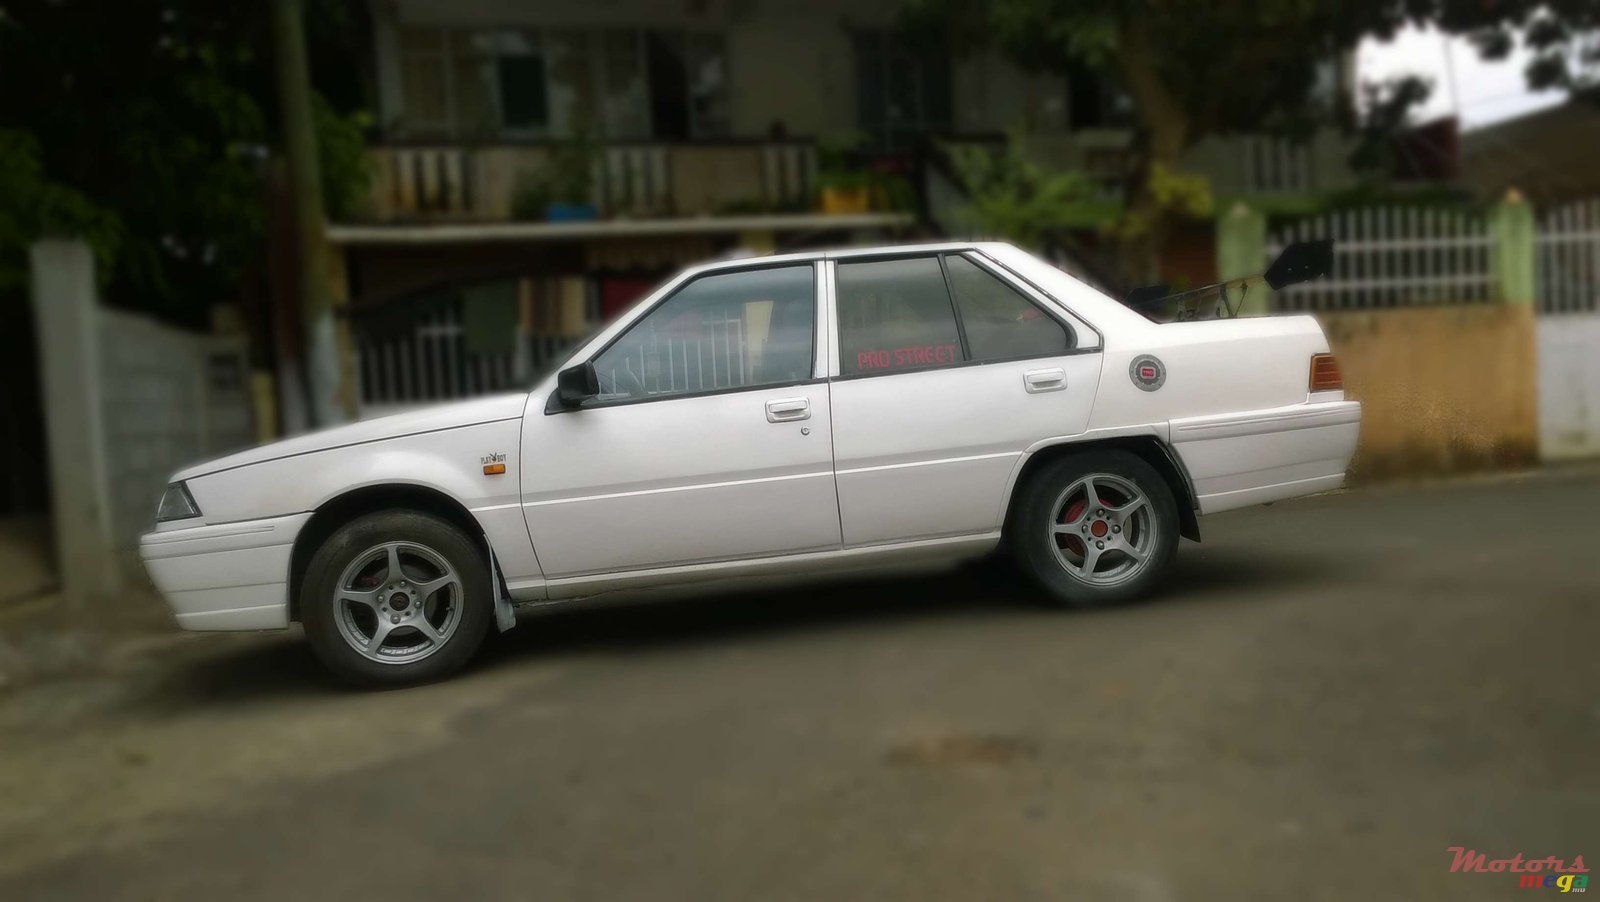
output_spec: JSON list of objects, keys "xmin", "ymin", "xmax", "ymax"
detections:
[{"xmin": 363, "ymin": 141, "xmax": 818, "ymax": 223}]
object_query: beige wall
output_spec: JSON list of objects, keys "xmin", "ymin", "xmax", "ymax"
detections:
[
  {"xmin": 376, "ymin": 0, "xmax": 1036, "ymax": 141},
  {"xmin": 727, "ymin": 15, "xmax": 856, "ymax": 140},
  {"xmin": 1319, "ymin": 305, "xmax": 1538, "ymax": 479}
]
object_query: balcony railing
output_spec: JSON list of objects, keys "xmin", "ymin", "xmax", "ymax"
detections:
[
  {"xmin": 935, "ymin": 129, "xmax": 1355, "ymax": 205},
  {"xmin": 363, "ymin": 140, "xmax": 818, "ymax": 223}
]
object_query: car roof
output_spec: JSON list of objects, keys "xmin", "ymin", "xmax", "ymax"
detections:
[{"xmin": 684, "ymin": 241, "xmax": 1015, "ymax": 277}]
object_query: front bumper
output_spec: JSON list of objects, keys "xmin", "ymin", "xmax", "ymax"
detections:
[{"xmin": 139, "ymin": 513, "xmax": 311, "ymax": 631}]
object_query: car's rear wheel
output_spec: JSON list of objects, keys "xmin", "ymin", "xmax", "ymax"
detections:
[
  {"xmin": 301, "ymin": 510, "xmax": 492, "ymax": 687},
  {"xmin": 1011, "ymin": 449, "xmax": 1180, "ymax": 608}
]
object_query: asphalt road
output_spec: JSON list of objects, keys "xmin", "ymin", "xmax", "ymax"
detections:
[{"xmin": 1, "ymin": 471, "xmax": 1597, "ymax": 901}]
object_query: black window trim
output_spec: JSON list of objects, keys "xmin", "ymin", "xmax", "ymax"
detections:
[
  {"xmin": 831, "ymin": 250, "xmax": 1097, "ymax": 383},
  {"xmin": 545, "ymin": 259, "xmax": 822, "ymax": 414},
  {"xmin": 934, "ymin": 253, "xmax": 974, "ymax": 362}
]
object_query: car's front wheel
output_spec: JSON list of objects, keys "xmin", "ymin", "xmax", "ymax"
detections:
[
  {"xmin": 1011, "ymin": 449, "xmax": 1180, "ymax": 608},
  {"xmin": 301, "ymin": 510, "xmax": 493, "ymax": 687}
]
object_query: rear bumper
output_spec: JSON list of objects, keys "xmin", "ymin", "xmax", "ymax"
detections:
[
  {"xmin": 1171, "ymin": 399, "xmax": 1360, "ymax": 515},
  {"xmin": 139, "ymin": 513, "xmax": 310, "ymax": 631}
]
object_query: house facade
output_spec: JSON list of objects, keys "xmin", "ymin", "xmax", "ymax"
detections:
[{"xmin": 335, "ymin": 0, "xmax": 1358, "ymax": 416}]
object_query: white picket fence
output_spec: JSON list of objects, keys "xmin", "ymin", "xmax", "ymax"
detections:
[
  {"xmin": 1267, "ymin": 207, "xmax": 1496, "ymax": 312},
  {"xmin": 353, "ymin": 296, "xmax": 591, "ymax": 418},
  {"xmin": 1268, "ymin": 198, "xmax": 1600, "ymax": 461},
  {"xmin": 1535, "ymin": 197, "xmax": 1600, "ymax": 315}
]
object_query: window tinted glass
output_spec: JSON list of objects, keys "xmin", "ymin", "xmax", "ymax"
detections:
[
  {"xmin": 837, "ymin": 257, "xmax": 963, "ymax": 375},
  {"xmin": 944, "ymin": 255, "xmax": 1071, "ymax": 360},
  {"xmin": 592, "ymin": 266, "xmax": 814, "ymax": 402}
]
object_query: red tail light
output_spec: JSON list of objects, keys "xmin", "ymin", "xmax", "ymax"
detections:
[{"xmin": 1309, "ymin": 354, "xmax": 1343, "ymax": 392}]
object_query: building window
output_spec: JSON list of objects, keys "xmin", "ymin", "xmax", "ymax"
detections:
[
  {"xmin": 396, "ymin": 26, "xmax": 726, "ymax": 140},
  {"xmin": 485, "ymin": 32, "xmax": 548, "ymax": 131},
  {"xmin": 398, "ymin": 29, "xmax": 451, "ymax": 133},
  {"xmin": 1065, "ymin": 58, "xmax": 1136, "ymax": 129},
  {"xmin": 854, "ymin": 31, "xmax": 950, "ymax": 151}
]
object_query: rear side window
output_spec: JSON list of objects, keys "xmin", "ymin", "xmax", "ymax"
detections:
[
  {"xmin": 837, "ymin": 257, "xmax": 962, "ymax": 375},
  {"xmin": 836, "ymin": 253, "xmax": 1073, "ymax": 376},
  {"xmin": 944, "ymin": 255, "xmax": 1072, "ymax": 360}
]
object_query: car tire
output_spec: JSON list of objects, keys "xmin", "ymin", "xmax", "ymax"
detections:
[
  {"xmin": 301, "ymin": 510, "xmax": 493, "ymax": 688},
  {"xmin": 1011, "ymin": 449, "xmax": 1181, "ymax": 608}
]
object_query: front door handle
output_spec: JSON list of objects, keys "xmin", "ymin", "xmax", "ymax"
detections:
[
  {"xmin": 766, "ymin": 397, "xmax": 811, "ymax": 422},
  {"xmin": 1024, "ymin": 368, "xmax": 1067, "ymax": 393}
]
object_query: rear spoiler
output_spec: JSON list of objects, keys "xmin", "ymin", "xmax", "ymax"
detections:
[{"xmin": 1121, "ymin": 240, "xmax": 1333, "ymax": 320}]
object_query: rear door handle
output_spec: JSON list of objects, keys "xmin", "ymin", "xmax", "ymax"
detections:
[
  {"xmin": 1024, "ymin": 368, "xmax": 1067, "ymax": 393},
  {"xmin": 766, "ymin": 397, "xmax": 811, "ymax": 422}
]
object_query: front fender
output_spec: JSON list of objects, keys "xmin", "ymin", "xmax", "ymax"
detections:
[{"xmin": 185, "ymin": 418, "xmax": 542, "ymax": 592}]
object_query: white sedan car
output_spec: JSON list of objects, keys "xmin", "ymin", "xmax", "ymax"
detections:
[{"xmin": 141, "ymin": 242, "xmax": 1358, "ymax": 686}]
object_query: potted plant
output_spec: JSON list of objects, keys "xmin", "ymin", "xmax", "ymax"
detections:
[
  {"xmin": 512, "ymin": 135, "xmax": 597, "ymax": 222},
  {"xmin": 816, "ymin": 141, "xmax": 874, "ymax": 215}
]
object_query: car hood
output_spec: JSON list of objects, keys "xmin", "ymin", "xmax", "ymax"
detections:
[{"xmin": 173, "ymin": 393, "xmax": 529, "ymax": 481}]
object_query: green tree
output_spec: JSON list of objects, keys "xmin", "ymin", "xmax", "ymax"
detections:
[
  {"xmin": 906, "ymin": 0, "xmax": 1599, "ymax": 281},
  {"xmin": 0, "ymin": 0, "xmax": 371, "ymax": 325},
  {"xmin": 945, "ymin": 137, "xmax": 1106, "ymax": 248}
]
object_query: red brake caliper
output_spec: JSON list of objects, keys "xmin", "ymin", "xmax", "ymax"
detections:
[{"xmin": 1059, "ymin": 499, "xmax": 1087, "ymax": 555}]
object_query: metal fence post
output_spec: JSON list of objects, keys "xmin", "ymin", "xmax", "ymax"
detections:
[
  {"xmin": 1489, "ymin": 188, "xmax": 1536, "ymax": 304},
  {"xmin": 1217, "ymin": 202, "xmax": 1269, "ymax": 314}
]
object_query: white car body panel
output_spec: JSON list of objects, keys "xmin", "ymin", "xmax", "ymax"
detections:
[
  {"xmin": 140, "ymin": 513, "xmax": 309, "ymax": 630},
  {"xmin": 139, "ymin": 242, "xmax": 1360, "ymax": 632},
  {"xmin": 519, "ymin": 383, "xmax": 842, "ymax": 587},
  {"xmin": 829, "ymin": 354, "xmax": 1102, "ymax": 545}
]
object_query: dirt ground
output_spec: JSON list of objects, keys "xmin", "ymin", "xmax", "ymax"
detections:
[{"xmin": 0, "ymin": 470, "xmax": 1596, "ymax": 901}]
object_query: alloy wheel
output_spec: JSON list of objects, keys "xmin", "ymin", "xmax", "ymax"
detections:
[
  {"xmin": 1048, "ymin": 473, "xmax": 1157, "ymax": 587},
  {"xmin": 333, "ymin": 541, "xmax": 464, "ymax": 664}
]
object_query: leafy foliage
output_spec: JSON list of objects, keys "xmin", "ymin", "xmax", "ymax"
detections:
[
  {"xmin": 511, "ymin": 136, "xmax": 598, "ymax": 220},
  {"xmin": 0, "ymin": 0, "xmax": 372, "ymax": 325},
  {"xmin": 315, "ymin": 97, "xmax": 376, "ymax": 223},
  {"xmin": 0, "ymin": 131, "xmax": 121, "ymax": 294},
  {"xmin": 1433, "ymin": 0, "xmax": 1600, "ymax": 91},
  {"xmin": 1349, "ymin": 75, "xmax": 1436, "ymax": 176},
  {"xmin": 945, "ymin": 139, "xmax": 1105, "ymax": 247},
  {"xmin": 907, "ymin": 0, "xmax": 1599, "ymax": 279}
]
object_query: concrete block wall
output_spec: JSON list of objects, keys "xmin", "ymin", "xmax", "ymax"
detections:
[{"xmin": 98, "ymin": 309, "xmax": 254, "ymax": 551}]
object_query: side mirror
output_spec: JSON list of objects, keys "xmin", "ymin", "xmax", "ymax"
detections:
[{"xmin": 555, "ymin": 361, "xmax": 599, "ymax": 408}]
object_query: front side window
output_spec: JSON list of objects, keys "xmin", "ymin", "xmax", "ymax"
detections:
[
  {"xmin": 592, "ymin": 266, "xmax": 815, "ymax": 402},
  {"xmin": 837, "ymin": 257, "xmax": 962, "ymax": 375},
  {"xmin": 944, "ymin": 255, "xmax": 1072, "ymax": 360}
]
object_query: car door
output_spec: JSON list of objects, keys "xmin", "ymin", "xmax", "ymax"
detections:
[
  {"xmin": 519, "ymin": 262, "xmax": 841, "ymax": 585},
  {"xmin": 826, "ymin": 251, "xmax": 1103, "ymax": 546}
]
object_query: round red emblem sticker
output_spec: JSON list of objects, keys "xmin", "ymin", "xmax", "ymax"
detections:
[{"xmin": 1129, "ymin": 355, "xmax": 1166, "ymax": 391}]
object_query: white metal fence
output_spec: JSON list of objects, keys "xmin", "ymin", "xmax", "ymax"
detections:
[
  {"xmin": 1535, "ymin": 197, "xmax": 1600, "ymax": 315},
  {"xmin": 1533, "ymin": 196, "xmax": 1600, "ymax": 459},
  {"xmin": 595, "ymin": 306, "xmax": 749, "ymax": 399},
  {"xmin": 1267, "ymin": 207, "xmax": 1496, "ymax": 312},
  {"xmin": 353, "ymin": 290, "xmax": 595, "ymax": 416}
]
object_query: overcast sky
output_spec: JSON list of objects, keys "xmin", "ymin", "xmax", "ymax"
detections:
[{"xmin": 1359, "ymin": 25, "xmax": 1568, "ymax": 131}]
